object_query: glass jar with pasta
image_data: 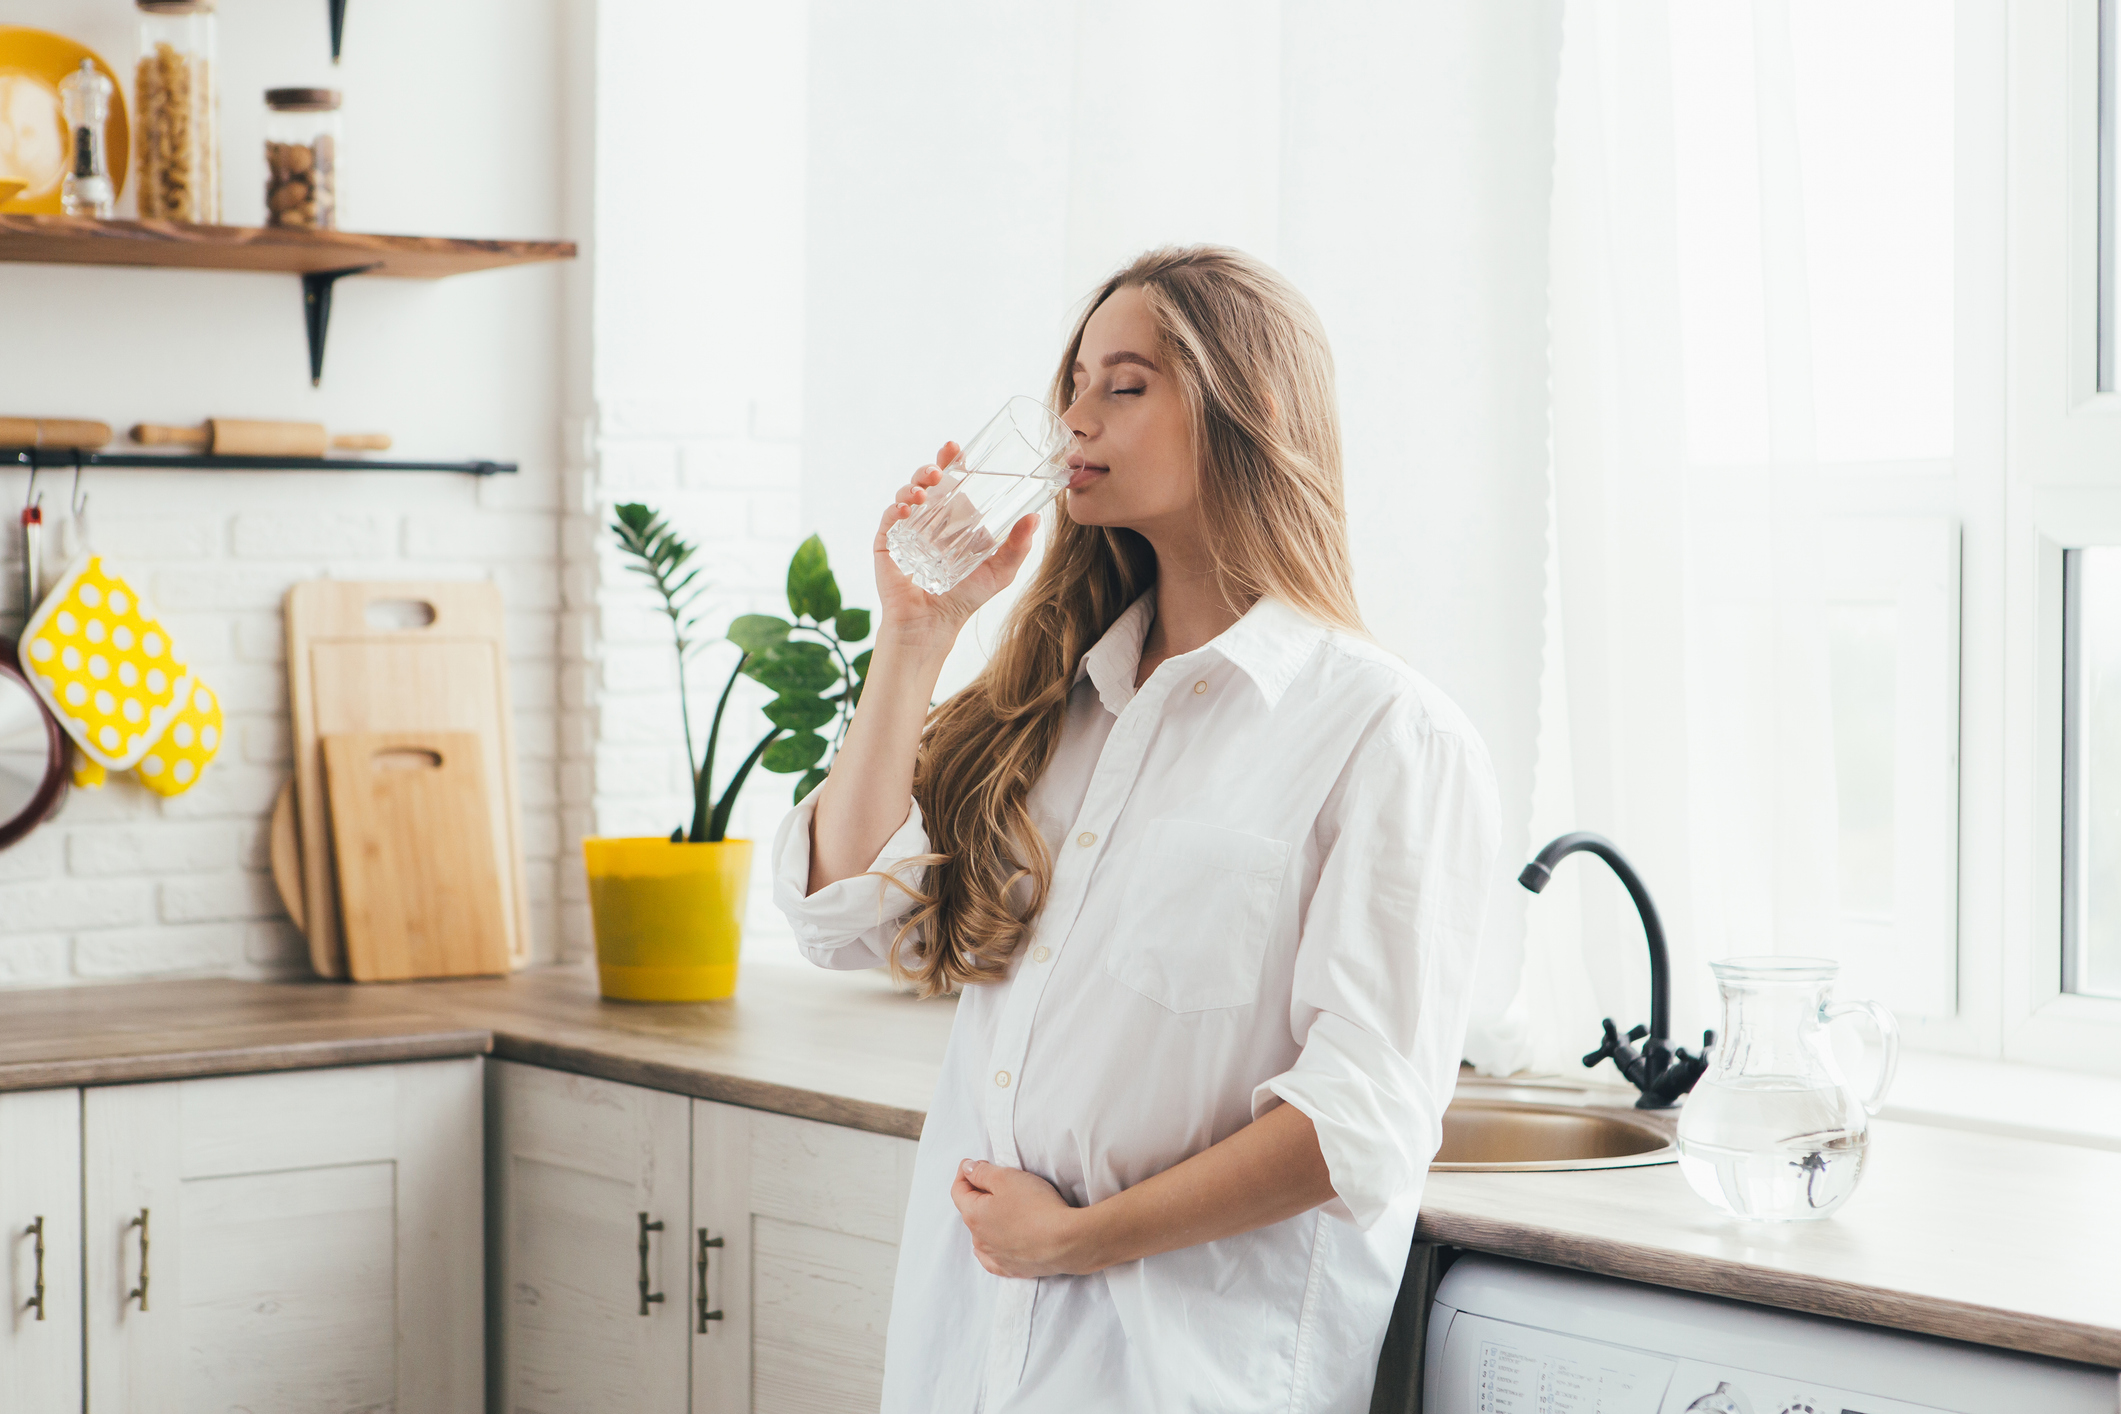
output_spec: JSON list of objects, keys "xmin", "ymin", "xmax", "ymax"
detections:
[
  {"xmin": 134, "ymin": 0, "xmax": 218, "ymax": 222},
  {"xmin": 263, "ymin": 88, "xmax": 339, "ymax": 230}
]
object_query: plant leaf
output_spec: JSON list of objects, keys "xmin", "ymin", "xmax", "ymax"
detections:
[
  {"xmin": 852, "ymin": 648, "xmax": 873, "ymax": 679},
  {"xmin": 833, "ymin": 607, "xmax": 871, "ymax": 642},
  {"xmin": 761, "ymin": 732, "xmax": 828, "ymax": 774},
  {"xmin": 742, "ymin": 639, "xmax": 840, "ymax": 694},
  {"xmin": 793, "ymin": 766, "xmax": 828, "ymax": 804},
  {"xmin": 786, "ymin": 534, "xmax": 841, "ymax": 621},
  {"xmin": 727, "ymin": 614, "xmax": 792, "ymax": 654},
  {"xmin": 763, "ymin": 694, "xmax": 836, "ymax": 731}
]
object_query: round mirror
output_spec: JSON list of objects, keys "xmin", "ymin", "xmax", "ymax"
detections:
[{"xmin": 0, "ymin": 645, "xmax": 66, "ymax": 849}]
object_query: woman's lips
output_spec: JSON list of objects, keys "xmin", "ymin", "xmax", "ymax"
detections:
[{"xmin": 1066, "ymin": 463, "xmax": 1108, "ymax": 491}]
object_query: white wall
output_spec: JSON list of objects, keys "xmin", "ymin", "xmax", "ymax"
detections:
[
  {"xmin": 0, "ymin": 0, "xmax": 1562, "ymax": 1007},
  {"xmin": 792, "ymin": 2, "xmax": 1563, "ymax": 1012},
  {"xmin": 0, "ymin": 0, "xmax": 569, "ymax": 981},
  {"xmin": 562, "ymin": 0, "xmax": 811, "ymax": 960}
]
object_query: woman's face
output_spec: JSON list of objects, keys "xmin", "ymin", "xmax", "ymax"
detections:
[{"xmin": 1061, "ymin": 285, "xmax": 1199, "ymax": 534}]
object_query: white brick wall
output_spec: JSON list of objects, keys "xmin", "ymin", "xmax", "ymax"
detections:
[
  {"xmin": 0, "ymin": 0, "xmax": 570, "ymax": 986},
  {"xmin": 0, "ymin": 494, "xmax": 564, "ymax": 986},
  {"xmin": 557, "ymin": 404, "xmax": 808, "ymax": 963}
]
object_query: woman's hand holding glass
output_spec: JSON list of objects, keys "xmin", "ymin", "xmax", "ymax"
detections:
[
  {"xmin": 871, "ymin": 439, "xmax": 1040, "ymax": 662},
  {"xmin": 808, "ymin": 440, "xmax": 1040, "ymax": 895}
]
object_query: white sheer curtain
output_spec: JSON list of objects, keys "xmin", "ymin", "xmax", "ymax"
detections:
[{"xmin": 1482, "ymin": 0, "xmax": 1962, "ymax": 1075}]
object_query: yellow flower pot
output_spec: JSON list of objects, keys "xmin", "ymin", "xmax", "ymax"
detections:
[{"xmin": 583, "ymin": 836, "xmax": 752, "ymax": 1002}]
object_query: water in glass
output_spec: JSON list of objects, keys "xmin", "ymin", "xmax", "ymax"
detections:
[
  {"xmin": 887, "ymin": 397, "xmax": 1075, "ymax": 595},
  {"xmin": 1674, "ymin": 956, "xmax": 1899, "ymax": 1221}
]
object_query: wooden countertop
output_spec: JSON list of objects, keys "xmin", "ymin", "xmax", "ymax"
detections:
[
  {"xmin": 396, "ymin": 963, "xmax": 954, "ymax": 1139},
  {"xmin": 2, "ymin": 965, "xmax": 2114, "ymax": 1369},
  {"xmin": 0, "ymin": 963, "xmax": 952, "ymax": 1140}
]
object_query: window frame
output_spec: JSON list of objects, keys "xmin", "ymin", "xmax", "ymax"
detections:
[{"xmin": 2000, "ymin": 1, "xmax": 2121, "ymax": 1072}]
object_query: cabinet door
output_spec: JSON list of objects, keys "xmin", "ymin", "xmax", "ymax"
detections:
[
  {"xmin": 692, "ymin": 1100, "xmax": 918, "ymax": 1414},
  {"xmin": 82, "ymin": 1059, "xmax": 483, "ymax": 1414},
  {"xmin": 488, "ymin": 1059, "xmax": 691, "ymax": 1413},
  {"xmin": 0, "ymin": 1087, "xmax": 82, "ymax": 1411}
]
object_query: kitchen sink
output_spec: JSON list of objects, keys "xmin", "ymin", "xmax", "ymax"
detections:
[{"xmin": 1432, "ymin": 1075, "xmax": 1677, "ymax": 1172}]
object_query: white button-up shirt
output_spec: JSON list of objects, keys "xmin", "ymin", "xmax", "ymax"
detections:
[{"xmin": 773, "ymin": 592, "xmax": 1499, "ymax": 1413}]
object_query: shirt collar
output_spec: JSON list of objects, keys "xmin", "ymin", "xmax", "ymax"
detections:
[
  {"xmin": 1072, "ymin": 590, "xmax": 1325, "ymax": 714},
  {"xmin": 1074, "ymin": 590, "xmax": 1157, "ymax": 718},
  {"xmin": 1204, "ymin": 595, "xmax": 1326, "ymax": 709}
]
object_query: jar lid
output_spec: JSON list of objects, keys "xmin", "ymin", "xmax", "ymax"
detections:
[
  {"xmin": 137, "ymin": 1, "xmax": 216, "ymax": 12},
  {"xmin": 266, "ymin": 87, "xmax": 341, "ymax": 112}
]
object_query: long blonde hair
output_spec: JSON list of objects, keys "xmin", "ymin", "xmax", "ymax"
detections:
[{"xmin": 890, "ymin": 246, "xmax": 1363, "ymax": 996}]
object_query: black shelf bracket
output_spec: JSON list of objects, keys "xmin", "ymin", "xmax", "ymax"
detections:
[
  {"xmin": 4, "ymin": 448, "xmax": 516, "ymax": 476},
  {"xmin": 329, "ymin": 0, "xmax": 348, "ymax": 61},
  {"xmin": 301, "ymin": 263, "xmax": 379, "ymax": 386}
]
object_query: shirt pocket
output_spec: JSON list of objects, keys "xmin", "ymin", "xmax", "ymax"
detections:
[{"xmin": 1104, "ymin": 818, "xmax": 1291, "ymax": 1013}]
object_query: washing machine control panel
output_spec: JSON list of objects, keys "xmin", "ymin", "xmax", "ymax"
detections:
[
  {"xmin": 1662, "ymin": 1359, "xmax": 1947, "ymax": 1414},
  {"xmin": 1435, "ymin": 1315, "xmax": 1958, "ymax": 1414}
]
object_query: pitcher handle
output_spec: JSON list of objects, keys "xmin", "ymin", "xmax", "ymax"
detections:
[{"xmin": 1823, "ymin": 999, "xmax": 1900, "ymax": 1115}]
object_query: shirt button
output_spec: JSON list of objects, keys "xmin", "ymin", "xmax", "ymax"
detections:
[
  {"xmin": 1032, "ymin": 946, "xmax": 1051, "ymax": 963},
  {"xmin": 994, "ymin": 1071, "xmax": 1011, "ymax": 1088},
  {"xmin": 1193, "ymin": 680, "xmax": 1207, "ymax": 694},
  {"xmin": 1077, "ymin": 831, "xmax": 1097, "ymax": 848}
]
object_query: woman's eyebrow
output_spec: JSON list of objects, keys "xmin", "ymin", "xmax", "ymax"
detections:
[{"xmin": 1101, "ymin": 351, "xmax": 1159, "ymax": 371}]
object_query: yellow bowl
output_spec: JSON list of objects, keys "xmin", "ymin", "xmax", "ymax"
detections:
[
  {"xmin": 583, "ymin": 836, "xmax": 753, "ymax": 1002},
  {"xmin": 0, "ymin": 28, "xmax": 130, "ymax": 214},
  {"xmin": 0, "ymin": 179, "xmax": 24, "ymax": 207}
]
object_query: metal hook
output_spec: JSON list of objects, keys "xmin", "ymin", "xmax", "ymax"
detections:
[
  {"xmin": 21, "ymin": 463, "xmax": 38, "ymax": 512},
  {"xmin": 69, "ymin": 454, "xmax": 87, "ymax": 519}
]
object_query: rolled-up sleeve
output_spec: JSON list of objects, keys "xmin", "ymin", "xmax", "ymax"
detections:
[
  {"xmin": 1251, "ymin": 710, "xmax": 1500, "ymax": 1229},
  {"xmin": 771, "ymin": 791, "xmax": 932, "ymax": 971}
]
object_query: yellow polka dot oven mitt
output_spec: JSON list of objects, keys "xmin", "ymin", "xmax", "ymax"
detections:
[
  {"xmin": 21, "ymin": 556, "xmax": 221, "ymax": 794},
  {"xmin": 136, "ymin": 678, "xmax": 222, "ymax": 796}
]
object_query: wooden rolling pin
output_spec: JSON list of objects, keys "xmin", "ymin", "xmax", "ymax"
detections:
[
  {"xmin": 0, "ymin": 417, "xmax": 113, "ymax": 449},
  {"xmin": 131, "ymin": 420, "xmax": 393, "ymax": 456}
]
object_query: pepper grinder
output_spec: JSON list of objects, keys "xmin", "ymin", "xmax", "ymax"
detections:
[{"xmin": 58, "ymin": 60, "xmax": 116, "ymax": 218}]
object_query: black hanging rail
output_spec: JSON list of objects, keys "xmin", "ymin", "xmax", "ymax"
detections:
[{"xmin": 3, "ymin": 448, "xmax": 516, "ymax": 476}]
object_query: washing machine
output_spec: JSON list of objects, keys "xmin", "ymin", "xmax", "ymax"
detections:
[{"xmin": 1422, "ymin": 1253, "xmax": 2117, "ymax": 1413}]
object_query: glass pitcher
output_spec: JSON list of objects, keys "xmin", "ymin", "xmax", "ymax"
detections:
[{"xmin": 1675, "ymin": 956, "xmax": 1899, "ymax": 1221}]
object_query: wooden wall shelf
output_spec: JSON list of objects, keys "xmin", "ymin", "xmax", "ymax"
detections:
[
  {"xmin": 0, "ymin": 216, "xmax": 577, "ymax": 383},
  {"xmin": 4, "ymin": 449, "xmax": 516, "ymax": 477}
]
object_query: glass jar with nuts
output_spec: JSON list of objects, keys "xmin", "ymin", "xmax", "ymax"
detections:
[
  {"xmin": 135, "ymin": 0, "xmax": 219, "ymax": 222},
  {"xmin": 264, "ymin": 87, "xmax": 340, "ymax": 231}
]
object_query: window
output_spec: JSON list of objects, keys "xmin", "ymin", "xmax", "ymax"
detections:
[{"xmin": 2064, "ymin": 547, "xmax": 2121, "ymax": 998}]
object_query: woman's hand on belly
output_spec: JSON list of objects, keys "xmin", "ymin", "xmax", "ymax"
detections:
[
  {"xmin": 950, "ymin": 1104, "xmax": 1338, "ymax": 1278},
  {"xmin": 951, "ymin": 1160, "xmax": 1095, "ymax": 1278}
]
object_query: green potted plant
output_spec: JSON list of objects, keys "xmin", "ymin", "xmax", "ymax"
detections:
[{"xmin": 582, "ymin": 506, "xmax": 874, "ymax": 1001}]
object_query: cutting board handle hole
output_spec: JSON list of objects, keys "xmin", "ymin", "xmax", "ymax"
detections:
[
  {"xmin": 365, "ymin": 599, "xmax": 438, "ymax": 630},
  {"xmin": 373, "ymin": 748, "xmax": 444, "ymax": 771}
]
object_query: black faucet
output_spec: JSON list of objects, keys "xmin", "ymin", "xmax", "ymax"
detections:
[{"xmin": 1518, "ymin": 831, "xmax": 1714, "ymax": 1109}]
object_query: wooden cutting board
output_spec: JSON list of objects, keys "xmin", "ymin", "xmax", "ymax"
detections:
[
  {"xmin": 286, "ymin": 581, "xmax": 529, "ymax": 979},
  {"xmin": 322, "ymin": 731, "xmax": 510, "ymax": 981}
]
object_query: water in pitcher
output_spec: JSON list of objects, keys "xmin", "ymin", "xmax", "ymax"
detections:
[{"xmin": 1676, "ymin": 1075, "xmax": 1868, "ymax": 1220}]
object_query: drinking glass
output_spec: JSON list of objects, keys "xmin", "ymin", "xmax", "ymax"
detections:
[{"xmin": 886, "ymin": 396, "xmax": 1076, "ymax": 595}]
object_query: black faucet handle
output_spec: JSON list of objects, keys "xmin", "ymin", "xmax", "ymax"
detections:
[
  {"xmin": 1581, "ymin": 1017, "xmax": 1625, "ymax": 1070},
  {"xmin": 1625, "ymin": 1023, "xmax": 1648, "ymax": 1043}
]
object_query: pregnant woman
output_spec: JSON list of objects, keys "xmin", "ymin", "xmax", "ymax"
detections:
[{"xmin": 774, "ymin": 245, "xmax": 1500, "ymax": 1413}]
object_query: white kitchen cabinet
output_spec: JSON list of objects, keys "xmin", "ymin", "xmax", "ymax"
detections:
[
  {"xmin": 692, "ymin": 1099, "xmax": 918, "ymax": 1414},
  {"xmin": 0, "ymin": 1087, "xmax": 82, "ymax": 1412},
  {"xmin": 487, "ymin": 1059, "xmax": 692, "ymax": 1413},
  {"xmin": 488, "ymin": 1061, "xmax": 920, "ymax": 1414},
  {"xmin": 82, "ymin": 1058, "xmax": 484, "ymax": 1414}
]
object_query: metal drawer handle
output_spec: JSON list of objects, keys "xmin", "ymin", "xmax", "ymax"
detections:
[
  {"xmin": 637, "ymin": 1212, "xmax": 665, "ymax": 1315},
  {"xmin": 25, "ymin": 1216, "xmax": 44, "ymax": 1320},
  {"xmin": 696, "ymin": 1229, "xmax": 724, "ymax": 1331},
  {"xmin": 128, "ymin": 1208, "xmax": 150, "ymax": 1311}
]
